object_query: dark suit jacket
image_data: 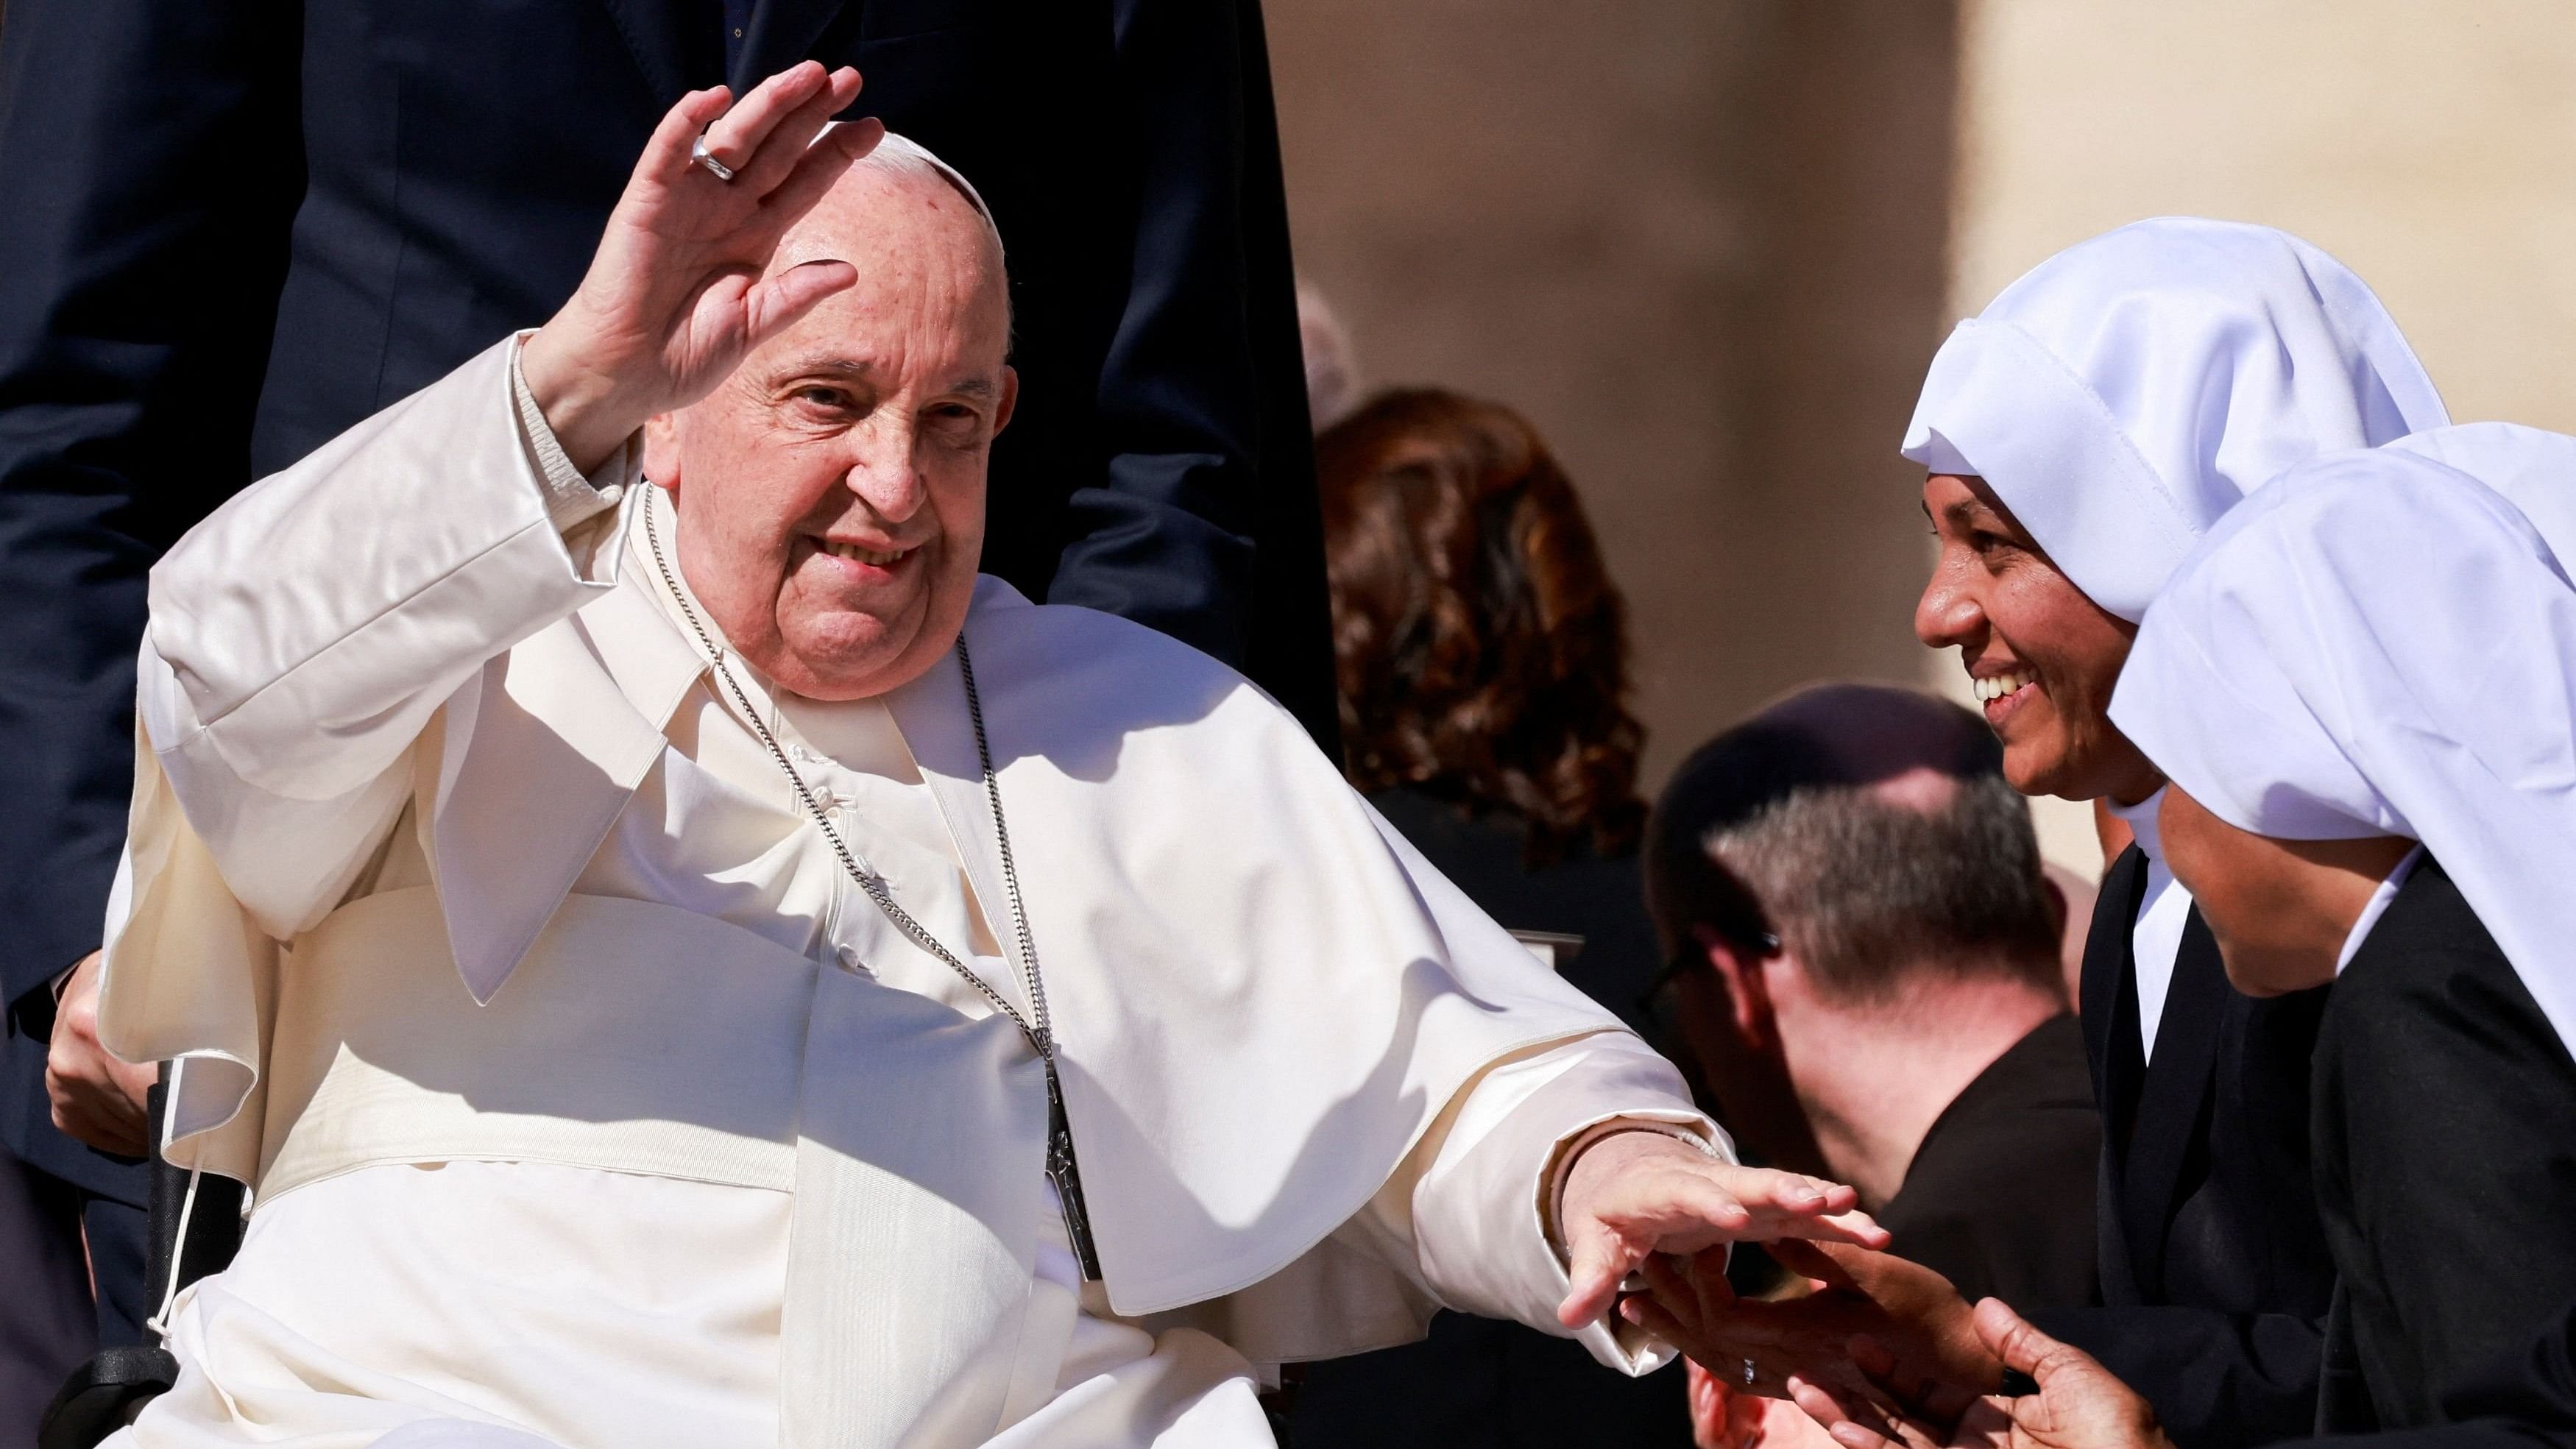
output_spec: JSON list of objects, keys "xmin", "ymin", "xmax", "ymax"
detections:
[
  {"xmin": 0, "ymin": 0, "xmax": 1331, "ymax": 1203},
  {"xmin": 2312, "ymin": 856, "xmax": 2576, "ymax": 1432},
  {"xmin": 1880, "ymin": 1012, "xmax": 2099, "ymax": 1311},
  {"xmin": 2030, "ymin": 844, "xmax": 2338, "ymax": 1449},
  {"xmin": 1283, "ymin": 788, "xmax": 1689, "ymax": 1449}
]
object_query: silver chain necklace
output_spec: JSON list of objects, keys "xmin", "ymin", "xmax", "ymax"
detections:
[{"xmin": 645, "ymin": 503, "xmax": 1102, "ymax": 1280}]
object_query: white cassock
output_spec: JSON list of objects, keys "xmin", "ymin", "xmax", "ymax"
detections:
[{"xmin": 94, "ymin": 335, "xmax": 1717, "ymax": 1449}]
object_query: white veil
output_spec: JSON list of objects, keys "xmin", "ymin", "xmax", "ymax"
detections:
[
  {"xmin": 2109, "ymin": 445, "xmax": 2576, "ymax": 1052},
  {"xmin": 1902, "ymin": 218, "xmax": 2449, "ymax": 620}
]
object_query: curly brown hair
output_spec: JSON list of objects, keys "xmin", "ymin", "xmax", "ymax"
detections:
[{"xmin": 1317, "ymin": 388, "xmax": 1647, "ymax": 863}]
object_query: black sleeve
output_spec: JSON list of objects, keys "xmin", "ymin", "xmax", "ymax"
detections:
[
  {"xmin": 2315, "ymin": 1428, "xmax": 2576, "ymax": 1449},
  {"xmin": 2304, "ymin": 1301, "xmax": 2576, "ymax": 1449},
  {"xmin": 2313, "ymin": 904, "xmax": 2576, "ymax": 1426},
  {"xmin": 0, "ymin": 0, "xmax": 302, "ymax": 1010},
  {"xmin": 2028, "ymin": 1304, "xmax": 2324, "ymax": 1449},
  {"xmin": 1050, "ymin": 0, "xmax": 1337, "ymax": 743}
]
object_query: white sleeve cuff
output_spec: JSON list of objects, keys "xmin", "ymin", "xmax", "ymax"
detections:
[
  {"xmin": 1406, "ymin": 1031, "xmax": 1728, "ymax": 1376},
  {"xmin": 508, "ymin": 330, "xmax": 634, "ymax": 536},
  {"xmin": 1542, "ymin": 1118, "xmax": 1724, "ymax": 1255}
]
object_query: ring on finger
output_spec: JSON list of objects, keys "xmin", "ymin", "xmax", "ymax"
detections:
[{"xmin": 690, "ymin": 133, "xmax": 739, "ymax": 183}]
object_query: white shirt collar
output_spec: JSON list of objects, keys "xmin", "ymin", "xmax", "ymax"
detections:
[
  {"xmin": 2103, "ymin": 785, "xmax": 2193, "ymax": 1062},
  {"xmin": 2336, "ymin": 846, "xmax": 2425, "ymax": 974},
  {"xmin": 2107, "ymin": 785, "xmax": 2167, "ymax": 863}
]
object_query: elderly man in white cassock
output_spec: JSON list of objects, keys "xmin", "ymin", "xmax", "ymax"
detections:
[{"xmin": 85, "ymin": 66, "xmax": 1882, "ymax": 1449}]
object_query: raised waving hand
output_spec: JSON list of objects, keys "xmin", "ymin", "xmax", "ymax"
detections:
[{"xmin": 521, "ymin": 62, "xmax": 885, "ymax": 474}]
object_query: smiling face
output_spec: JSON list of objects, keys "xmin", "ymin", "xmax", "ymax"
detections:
[
  {"xmin": 643, "ymin": 159, "xmax": 1015, "ymax": 701},
  {"xmin": 1915, "ymin": 473, "xmax": 2160, "ymax": 803}
]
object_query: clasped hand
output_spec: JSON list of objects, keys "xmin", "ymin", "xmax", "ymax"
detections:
[{"xmin": 1623, "ymin": 1237, "xmax": 2170, "ymax": 1449}]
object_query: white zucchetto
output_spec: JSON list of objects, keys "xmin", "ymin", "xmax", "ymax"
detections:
[
  {"xmin": 1901, "ymin": 218, "xmax": 2449, "ymax": 621},
  {"xmin": 828, "ymin": 126, "xmax": 1005, "ymax": 261},
  {"xmin": 2109, "ymin": 446, "xmax": 2576, "ymax": 1052}
]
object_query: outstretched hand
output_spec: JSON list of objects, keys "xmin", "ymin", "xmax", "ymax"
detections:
[
  {"xmin": 1787, "ymin": 1298, "xmax": 2171, "ymax": 1449},
  {"xmin": 1623, "ymin": 1240, "xmax": 2000, "ymax": 1412},
  {"xmin": 1554, "ymin": 1132, "xmax": 1889, "ymax": 1333},
  {"xmin": 520, "ymin": 62, "xmax": 886, "ymax": 473}
]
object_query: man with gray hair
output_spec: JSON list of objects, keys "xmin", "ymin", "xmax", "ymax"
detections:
[
  {"xmin": 1641, "ymin": 683, "xmax": 2098, "ymax": 1313},
  {"xmin": 74, "ymin": 69, "xmax": 1888, "ymax": 1448}
]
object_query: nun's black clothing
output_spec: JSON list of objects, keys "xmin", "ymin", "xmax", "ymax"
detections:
[
  {"xmin": 2029, "ymin": 844, "xmax": 2338, "ymax": 1449},
  {"xmin": 2313, "ymin": 856, "xmax": 2576, "ymax": 1432}
]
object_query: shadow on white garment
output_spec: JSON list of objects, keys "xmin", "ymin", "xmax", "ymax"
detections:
[
  {"xmin": 103, "ymin": 1418, "xmax": 562, "ymax": 1449},
  {"xmin": 369, "ymin": 1423, "xmax": 565, "ymax": 1448},
  {"xmin": 984, "ymin": 1314, "xmax": 1271, "ymax": 1449}
]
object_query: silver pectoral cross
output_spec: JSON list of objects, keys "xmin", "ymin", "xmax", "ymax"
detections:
[{"xmin": 1044, "ymin": 1057, "xmax": 1104, "ymax": 1281}]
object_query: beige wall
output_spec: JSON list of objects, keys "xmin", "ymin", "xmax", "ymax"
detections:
[
  {"xmin": 1271, "ymin": 1, "xmax": 2576, "ymax": 876},
  {"xmin": 1947, "ymin": 0, "xmax": 2576, "ymax": 869},
  {"xmin": 1267, "ymin": 1, "xmax": 1960, "ymax": 795},
  {"xmin": 1954, "ymin": 0, "xmax": 2576, "ymax": 437}
]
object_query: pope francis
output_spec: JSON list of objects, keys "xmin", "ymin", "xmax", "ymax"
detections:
[{"xmin": 91, "ymin": 65, "xmax": 1883, "ymax": 1449}]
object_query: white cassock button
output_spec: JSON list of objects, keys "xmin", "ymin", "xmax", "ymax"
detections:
[
  {"xmin": 595, "ymin": 482, "xmax": 624, "ymax": 506},
  {"xmin": 835, "ymin": 943, "xmax": 873, "ymax": 976}
]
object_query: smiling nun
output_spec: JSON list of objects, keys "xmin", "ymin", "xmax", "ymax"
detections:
[{"xmin": 1897, "ymin": 218, "xmax": 2449, "ymax": 1439}]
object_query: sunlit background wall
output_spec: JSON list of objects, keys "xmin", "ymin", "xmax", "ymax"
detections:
[{"xmin": 1269, "ymin": 0, "xmax": 2576, "ymax": 876}]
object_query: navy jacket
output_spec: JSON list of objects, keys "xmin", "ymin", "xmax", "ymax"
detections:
[{"xmin": 0, "ymin": 0, "xmax": 1334, "ymax": 1200}]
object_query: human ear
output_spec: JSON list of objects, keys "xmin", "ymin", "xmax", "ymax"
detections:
[
  {"xmin": 1693, "ymin": 926, "xmax": 1775, "ymax": 1049},
  {"xmin": 641, "ymin": 412, "xmax": 682, "ymax": 490},
  {"xmin": 991, "ymin": 365, "xmax": 1019, "ymax": 438}
]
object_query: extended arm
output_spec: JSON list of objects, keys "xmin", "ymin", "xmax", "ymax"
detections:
[
  {"xmin": 1350, "ymin": 1030, "xmax": 1884, "ymax": 1373},
  {"xmin": 1628, "ymin": 1237, "xmax": 2323, "ymax": 1444}
]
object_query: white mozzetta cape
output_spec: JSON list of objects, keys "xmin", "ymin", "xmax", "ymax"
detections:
[{"xmin": 99, "ymin": 338, "xmax": 1679, "ymax": 1353}]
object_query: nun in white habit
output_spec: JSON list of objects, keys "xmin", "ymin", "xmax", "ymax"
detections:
[
  {"xmin": 1593, "ymin": 219, "xmax": 2455, "ymax": 1449},
  {"xmin": 1908, "ymin": 216, "xmax": 2448, "ymax": 1066},
  {"xmin": 1852, "ymin": 218, "xmax": 2444, "ymax": 1443},
  {"xmin": 2112, "ymin": 439, "xmax": 2576, "ymax": 1431},
  {"xmin": 81, "ymin": 70, "xmax": 1889, "ymax": 1449}
]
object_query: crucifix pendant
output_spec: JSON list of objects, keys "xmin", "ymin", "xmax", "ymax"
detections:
[{"xmin": 1044, "ymin": 1057, "xmax": 1103, "ymax": 1281}]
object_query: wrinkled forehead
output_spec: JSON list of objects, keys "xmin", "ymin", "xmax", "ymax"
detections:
[{"xmin": 767, "ymin": 142, "xmax": 1010, "ymax": 335}]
